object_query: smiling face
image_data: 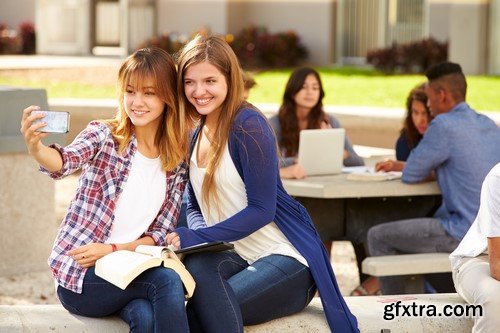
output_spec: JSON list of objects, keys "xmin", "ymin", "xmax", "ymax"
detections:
[
  {"xmin": 411, "ymin": 100, "xmax": 429, "ymax": 134},
  {"xmin": 293, "ymin": 74, "xmax": 321, "ymax": 111},
  {"xmin": 183, "ymin": 61, "xmax": 228, "ymax": 120},
  {"xmin": 124, "ymin": 76, "xmax": 164, "ymax": 131}
]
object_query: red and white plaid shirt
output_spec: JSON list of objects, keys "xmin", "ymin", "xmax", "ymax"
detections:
[{"xmin": 42, "ymin": 121, "xmax": 187, "ymax": 293}]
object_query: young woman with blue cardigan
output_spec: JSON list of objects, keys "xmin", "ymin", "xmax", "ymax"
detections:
[{"xmin": 166, "ymin": 34, "xmax": 358, "ymax": 333}]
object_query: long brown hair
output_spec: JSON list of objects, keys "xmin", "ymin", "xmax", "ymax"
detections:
[
  {"xmin": 103, "ymin": 47, "xmax": 187, "ymax": 171},
  {"xmin": 278, "ymin": 67, "xmax": 327, "ymax": 157},
  {"xmin": 401, "ymin": 83, "xmax": 432, "ymax": 149},
  {"xmin": 177, "ymin": 34, "xmax": 245, "ymax": 214}
]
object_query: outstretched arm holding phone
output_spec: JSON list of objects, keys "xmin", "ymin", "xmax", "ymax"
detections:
[
  {"xmin": 19, "ymin": 47, "xmax": 191, "ymax": 332},
  {"xmin": 20, "ymin": 105, "xmax": 63, "ymax": 172}
]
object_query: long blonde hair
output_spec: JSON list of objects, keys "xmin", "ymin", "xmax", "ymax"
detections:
[
  {"xmin": 104, "ymin": 47, "xmax": 188, "ymax": 171},
  {"xmin": 177, "ymin": 34, "xmax": 244, "ymax": 214}
]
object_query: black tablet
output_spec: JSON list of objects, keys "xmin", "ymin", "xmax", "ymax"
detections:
[{"xmin": 175, "ymin": 241, "xmax": 234, "ymax": 255}]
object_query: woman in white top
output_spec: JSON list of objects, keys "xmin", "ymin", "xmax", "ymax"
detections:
[
  {"xmin": 450, "ymin": 162, "xmax": 500, "ymax": 333},
  {"xmin": 167, "ymin": 34, "xmax": 358, "ymax": 333},
  {"xmin": 21, "ymin": 47, "xmax": 189, "ymax": 333}
]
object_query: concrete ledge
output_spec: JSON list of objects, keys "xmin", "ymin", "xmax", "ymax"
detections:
[
  {"xmin": 49, "ymin": 99, "xmax": 405, "ymax": 148},
  {"xmin": 0, "ymin": 304, "xmax": 128, "ymax": 333},
  {"xmin": 0, "ymin": 87, "xmax": 50, "ymax": 153},
  {"xmin": 347, "ymin": 293, "xmax": 473, "ymax": 333},
  {"xmin": 0, "ymin": 298, "xmax": 328, "ymax": 333},
  {"xmin": 0, "ymin": 86, "xmax": 59, "ymax": 277},
  {"xmin": 0, "ymin": 294, "xmax": 474, "ymax": 332},
  {"xmin": 49, "ymin": 98, "xmax": 117, "ymax": 145},
  {"xmin": 49, "ymin": 98, "xmax": 500, "ymax": 149},
  {"xmin": 362, "ymin": 253, "xmax": 452, "ymax": 277},
  {"xmin": 0, "ymin": 155, "xmax": 57, "ymax": 277}
]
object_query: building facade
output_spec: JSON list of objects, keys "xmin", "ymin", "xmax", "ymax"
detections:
[{"xmin": 2, "ymin": 0, "xmax": 497, "ymax": 74}]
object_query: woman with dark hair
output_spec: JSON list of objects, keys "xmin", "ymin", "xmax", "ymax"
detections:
[
  {"xmin": 375, "ymin": 83, "xmax": 433, "ymax": 173},
  {"xmin": 269, "ymin": 67, "xmax": 364, "ymax": 179},
  {"xmin": 396, "ymin": 83, "xmax": 433, "ymax": 161}
]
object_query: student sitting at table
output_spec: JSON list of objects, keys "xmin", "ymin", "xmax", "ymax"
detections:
[
  {"xmin": 395, "ymin": 83, "xmax": 433, "ymax": 161},
  {"xmin": 269, "ymin": 66, "xmax": 364, "ymax": 181},
  {"xmin": 350, "ymin": 83, "xmax": 433, "ymax": 296},
  {"xmin": 368, "ymin": 61, "xmax": 500, "ymax": 295},
  {"xmin": 450, "ymin": 162, "xmax": 500, "ymax": 333},
  {"xmin": 268, "ymin": 67, "xmax": 365, "ymax": 287}
]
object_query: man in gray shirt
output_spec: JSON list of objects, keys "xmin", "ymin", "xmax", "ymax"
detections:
[{"xmin": 368, "ymin": 62, "xmax": 500, "ymax": 295}]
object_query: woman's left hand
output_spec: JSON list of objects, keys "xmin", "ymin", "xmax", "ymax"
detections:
[
  {"xmin": 343, "ymin": 149, "xmax": 349, "ymax": 159},
  {"xmin": 68, "ymin": 243, "xmax": 113, "ymax": 268},
  {"xmin": 280, "ymin": 163, "xmax": 307, "ymax": 179},
  {"xmin": 166, "ymin": 232, "xmax": 181, "ymax": 250},
  {"xmin": 320, "ymin": 120, "xmax": 332, "ymax": 129}
]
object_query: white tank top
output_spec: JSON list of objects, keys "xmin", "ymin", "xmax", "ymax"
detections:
[
  {"xmin": 189, "ymin": 140, "xmax": 307, "ymax": 267},
  {"xmin": 108, "ymin": 150, "xmax": 166, "ymax": 243}
]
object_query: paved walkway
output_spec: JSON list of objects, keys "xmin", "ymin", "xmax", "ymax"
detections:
[{"xmin": 0, "ymin": 55, "xmax": 122, "ymax": 69}]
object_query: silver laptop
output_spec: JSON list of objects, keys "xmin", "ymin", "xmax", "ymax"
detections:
[{"xmin": 298, "ymin": 128, "xmax": 345, "ymax": 176}]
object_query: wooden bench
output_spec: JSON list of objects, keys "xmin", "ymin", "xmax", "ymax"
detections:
[
  {"xmin": 0, "ymin": 294, "xmax": 474, "ymax": 332},
  {"xmin": 362, "ymin": 253, "xmax": 452, "ymax": 294}
]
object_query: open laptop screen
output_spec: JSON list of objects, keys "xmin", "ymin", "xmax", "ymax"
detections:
[{"xmin": 298, "ymin": 128, "xmax": 345, "ymax": 176}]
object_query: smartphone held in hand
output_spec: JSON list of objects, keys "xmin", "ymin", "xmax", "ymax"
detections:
[{"xmin": 31, "ymin": 110, "xmax": 70, "ymax": 133}]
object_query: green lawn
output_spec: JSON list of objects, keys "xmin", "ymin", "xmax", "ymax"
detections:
[
  {"xmin": 249, "ymin": 68, "xmax": 500, "ymax": 112},
  {"xmin": 0, "ymin": 76, "xmax": 117, "ymax": 99},
  {"xmin": 1, "ymin": 67, "xmax": 499, "ymax": 111}
]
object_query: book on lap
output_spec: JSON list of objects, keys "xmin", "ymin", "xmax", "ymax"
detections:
[
  {"xmin": 95, "ymin": 245, "xmax": 196, "ymax": 298},
  {"xmin": 95, "ymin": 241, "xmax": 233, "ymax": 299}
]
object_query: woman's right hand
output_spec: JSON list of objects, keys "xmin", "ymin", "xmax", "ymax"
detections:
[
  {"xmin": 375, "ymin": 159, "xmax": 405, "ymax": 172},
  {"xmin": 68, "ymin": 242, "xmax": 114, "ymax": 268},
  {"xmin": 20, "ymin": 105, "xmax": 48, "ymax": 155}
]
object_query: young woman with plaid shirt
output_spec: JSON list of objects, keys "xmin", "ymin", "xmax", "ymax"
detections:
[{"xmin": 20, "ymin": 47, "xmax": 189, "ymax": 333}]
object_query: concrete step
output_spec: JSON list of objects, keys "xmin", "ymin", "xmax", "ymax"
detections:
[
  {"xmin": 0, "ymin": 294, "xmax": 474, "ymax": 333},
  {"xmin": 362, "ymin": 253, "xmax": 452, "ymax": 277}
]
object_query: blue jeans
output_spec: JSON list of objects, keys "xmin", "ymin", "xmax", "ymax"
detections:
[
  {"xmin": 184, "ymin": 252, "xmax": 316, "ymax": 333},
  {"xmin": 367, "ymin": 217, "xmax": 460, "ymax": 295},
  {"xmin": 57, "ymin": 266, "xmax": 189, "ymax": 333}
]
